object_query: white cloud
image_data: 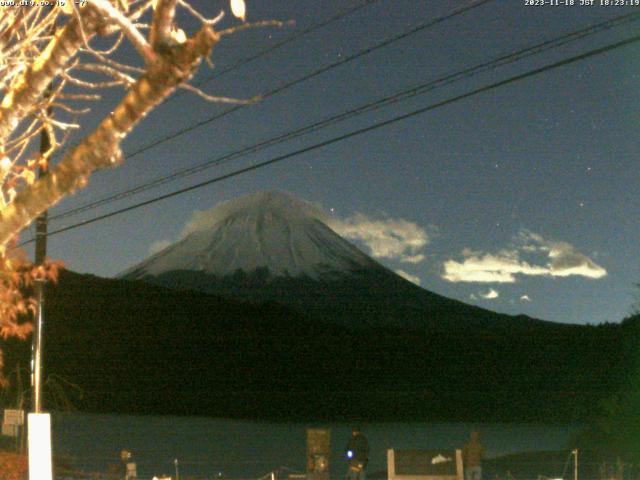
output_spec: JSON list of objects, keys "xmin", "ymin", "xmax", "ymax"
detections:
[
  {"xmin": 399, "ymin": 253, "xmax": 426, "ymax": 264},
  {"xmin": 181, "ymin": 191, "xmax": 329, "ymax": 237},
  {"xmin": 546, "ymin": 242, "xmax": 607, "ymax": 278},
  {"xmin": 148, "ymin": 239, "xmax": 172, "ymax": 255},
  {"xmin": 519, "ymin": 230, "xmax": 607, "ymax": 279},
  {"xmin": 479, "ymin": 288, "xmax": 499, "ymax": 299},
  {"xmin": 443, "ymin": 230, "xmax": 606, "ymax": 283},
  {"xmin": 330, "ymin": 213, "xmax": 430, "ymax": 264},
  {"xmin": 395, "ymin": 269, "xmax": 421, "ymax": 285},
  {"xmin": 182, "ymin": 209, "xmax": 216, "ymax": 237},
  {"xmin": 442, "ymin": 250, "xmax": 548, "ymax": 283},
  {"xmin": 520, "ymin": 294, "xmax": 532, "ymax": 302}
]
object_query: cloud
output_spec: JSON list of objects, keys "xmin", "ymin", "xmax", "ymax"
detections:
[
  {"xmin": 177, "ymin": 192, "xmax": 431, "ymax": 265},
  {"xmin": 182, "ymin": 209, "xmax": 217, "ymax": 237},
  {"xmin": 330, "ymin": 213, "xmax": 430, "ymax": 264},
  {"xmin": 443, "ymin": 230, "xmax": 606, "ymax": 283},
  {"xmin": 181, "ymin": 191, "xmax": 329, "ymax": 237},
  {"xmin": 180, "ymin": 193, "xmax": 430, "ymax": 266},
  {"xmin": 519, "ymin": 230, "xmax": 607, "ymax": 279},
  {"xmin": 148, "ymin": 239, "xmax": 172, "ymax": 255},
  {"xmin": 395, "ymin": 269, "xmax": 421, "ymax": 285},
  {"xmin": 479, "ymin": 288, "xmax": 499, "ymax": 299},
  {"xmin": 520, "ymin": 294, "xmax": 532, "ymax": 302},
  {"xmin": 546, "ymin": 242, "xmax": 607, "ymax": 278},
  {"xmin": 443, "ymin": 251, "xmax": 547, "ymax": 283}
]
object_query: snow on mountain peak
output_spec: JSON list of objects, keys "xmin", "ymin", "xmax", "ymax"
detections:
[
  {"xmin": 122, "ymin": 191, "xmax": 381, "ymax": 280},
  {"xmin": 182, "ymin": 190, "xmax": 329, "ymax": 236}
]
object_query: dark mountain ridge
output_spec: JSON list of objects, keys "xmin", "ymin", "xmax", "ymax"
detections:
[
  {"xmin": 121, "ymin": 191, "xmax": 559, "ymax": 333},
  {"xmin": 135, "ymin": 267, "xmax": 557, "ymax": 333},
  {"xmin": 3, "ymin": 192, "xmax": 630, "ymax": 422},
  {"xmin": 1, "ymin": 269, "xmax": 629, "ymax": 423}
]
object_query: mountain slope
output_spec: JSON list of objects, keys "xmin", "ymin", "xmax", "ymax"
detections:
[
  {"xmin": 122, "ymin": 191, "xmax": 381, "ymax": 279},
  {"xmin": 5, "ymin": 191, "xmax": 627, "ymax": 421},
  {"xmin": 122, "ymin": 191, "xmax": 552, "ymax": 332},
  {"xmin": 1, "ymin": 269, "xmax": 628, "ymax": 422}
]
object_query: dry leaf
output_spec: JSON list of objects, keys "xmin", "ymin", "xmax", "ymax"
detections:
[
  {"xmin": 20, "ymin": 169, "xmax": 35, "ymax": 185},
  {"xmin": 59, "ymin": 0, "xmax": 74, "ymax": 15},
  {"xmin": 171, "ymin": 28, "xmax": 187, "ymax": 44},
  {"xmin": 230, "ymin": 0, "xmax": 246, "ymax": 22}
]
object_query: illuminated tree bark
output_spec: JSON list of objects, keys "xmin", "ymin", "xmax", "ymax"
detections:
[
  {"xmin": 0, "ymin": 25, "xmax": 220, "ymax": 247},
  {"xmin": 0, "ymin": 0, "xmax": 252, "ymax": 382},
  {"xmin": 0, "ymin": 15, "xmax": 98, "ymax": 147}
]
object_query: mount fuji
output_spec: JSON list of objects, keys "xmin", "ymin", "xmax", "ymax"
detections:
[
  {"xmin": 122, "ymin": 190, "xmax": 381, "ymax": 280},
  {"xmin": 6, "ymin": 191, "xmax": 625, "ymax": 421},
  {"xmin": 122, "ymin": 191, "xmax": 544, "ymax": 331}
]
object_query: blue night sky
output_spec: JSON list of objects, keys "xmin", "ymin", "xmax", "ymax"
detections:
[{"xmin": 25, "ymin": 0, "xmax": 640, "ymax": 325}]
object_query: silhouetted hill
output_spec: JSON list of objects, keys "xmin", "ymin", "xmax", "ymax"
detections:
[
  {"xmin": 136, "ymin": 268, "xmax": 557, "ymax": 333},
  {"xmin": 121, "ymin": 191, "xmax": 557, "ymax": 333},
  {"xmin": 0, "ymin": 270, "xmax": 629, "ymax": 422}
]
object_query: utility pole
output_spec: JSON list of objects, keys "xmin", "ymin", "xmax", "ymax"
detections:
[
  {"xmin": 27, "ymin": 107, "xmax": 54, "ymax": 480},
  {"xmin": 27, "ymin": 39, "xmax": 55, "ymax": 480},
  {"xmin": 31, "ymin": 6, "xmax": 56, "ymax": 416},
  {"xmin": 31, "ymin": 119, "xmax": 50, "ymax": 414}
]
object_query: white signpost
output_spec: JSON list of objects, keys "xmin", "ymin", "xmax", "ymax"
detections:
[{"xmin": 28, "ymin": 413, "xmax": 53, "ymax": 480}]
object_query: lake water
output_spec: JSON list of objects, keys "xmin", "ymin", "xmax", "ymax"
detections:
[{"xmin": 50, "ymin": 413, "xmax": 580, "ymax": 479}]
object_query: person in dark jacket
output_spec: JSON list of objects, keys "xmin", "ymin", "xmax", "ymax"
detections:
[
  {"xmin": 463, "ymin": 430, "xmax": 484, "ymax": 480},
  {"xmin": 345, "ymin": 426, "xmax": 369, "ymax": 480}
]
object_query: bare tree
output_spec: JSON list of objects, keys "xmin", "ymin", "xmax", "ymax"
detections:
[{"xmin": 0, "ymin": 0, "xmax": 268, "ymax": 382}]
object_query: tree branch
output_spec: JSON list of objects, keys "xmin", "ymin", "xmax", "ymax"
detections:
[
  {"xmin": 0, "ymin": 13, "xmax": 100, "ymax": 147},
  {"xmin": 90, "ymin": 0, "xmax": 155, "ymax": 63},
  {"xmin": 0, "ymin": 26, "xmax": 220, "ymax": 247},
  {"xmin": 150, "ymin": 0, "xmax": 179, "ymax": 49}
]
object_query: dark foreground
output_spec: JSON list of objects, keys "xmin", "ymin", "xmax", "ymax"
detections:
[
  {"xmin": 4, "ymin": 269, "xmax": 640, "ymax": 424},
  {"xmin": 2, "ymin": 450, "xmax": 628, "ymax": 480}
]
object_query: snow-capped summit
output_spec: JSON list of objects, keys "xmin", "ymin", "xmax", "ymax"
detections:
[
  {"xmin": 121, "ymin": 191, "xmax": 545, "ymax": 331},
  {"xmin": 122, "ymin": 191, "xmax": 381, "ymax": 280}
]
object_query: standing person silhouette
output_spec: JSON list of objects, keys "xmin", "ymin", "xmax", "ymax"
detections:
[
  {"xmin": 463, "ymin": 431, "xmax": 484, "ymax": 480},
  {"xmin": 345, "ymin": 426, "xmax": 369, "ymax": 480}
]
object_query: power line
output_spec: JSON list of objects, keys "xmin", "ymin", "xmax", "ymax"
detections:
[
  {"xmin": 19, "ymin": 32, "xmax": 640, "ymax": 245},
  {"xmin": 49, "ymin": 0, "xmax": 495, "ymax": 220},
  {"xmin": 164, "ymin": 0, "xmax": 381, "ymax": 104},
  {"xmin": 50, "ymin": 10, "xmax": 640, "ymax": 221},
  {"xmin": 191, "ymin": 0, "xmax": 381, "ymax": 89},
  {"xmin": 114, "ymin": 0, "xmax": 494, "ymax": 160},
  {"xmin": 46, "ymin": 1, "xmax": 381, "ymax": 163}
]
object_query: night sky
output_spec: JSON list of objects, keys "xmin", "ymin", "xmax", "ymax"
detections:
[{"xmin": 26, "ymin": 0, "xmax": 640, "ymax": 325}]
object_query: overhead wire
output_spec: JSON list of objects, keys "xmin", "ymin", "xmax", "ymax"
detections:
[
  {"xmin": 162, "ymin": 0, "xmax": 382, "ymax": 106},
  {"xmin": 18, "ymin": 32, "xmax": 640, "ymax": 245},
  {"xmin": 49, "ymin": 10, "xmax": 640, "ymax": 222},
  {"xmin": 189, "ymin": 0, "xmax": 382, "ymax": 89},
  {"xmin": 102, "ymin": 0, "xmax": 495, "ymax": 160},
  {"xmin": 43, "ymin": 0, "xmax": 382, "ymax": 163}
]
